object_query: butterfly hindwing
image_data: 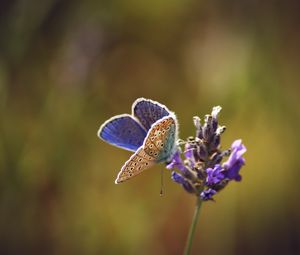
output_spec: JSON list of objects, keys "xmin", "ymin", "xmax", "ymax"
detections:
[
  {"xmin": 133, "ymin": 98, "xmax": 170, "ymax": 131},
  {"xmin": 143, "ymin": 116, "xmax": 177, "ymax": 162},
  {"xmin": 98, "ymin": 114, "xmax": 147, "ymax": 152},
  {"xmin": 115, "ymin": 148, "xmax": 156, "ymax": 183}
]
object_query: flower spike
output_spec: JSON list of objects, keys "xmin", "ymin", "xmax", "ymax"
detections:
[{"xmin": 168, "ymin": 106, "xmax": 246, "ymax": 201}]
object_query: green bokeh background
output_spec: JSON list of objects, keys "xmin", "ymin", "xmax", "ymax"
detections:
[{"xmin": 1, "ymin": 1, "xmax": 300, "ymax": 254}]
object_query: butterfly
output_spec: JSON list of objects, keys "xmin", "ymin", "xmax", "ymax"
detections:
[{"xmin": 97, "ymin": 98, "xmax": 178, "ymax": 184}]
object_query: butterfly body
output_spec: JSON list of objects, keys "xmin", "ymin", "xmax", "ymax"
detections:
[{"xmin": 98, "ymin": 98, "xmax": 178, "ymax": 184}]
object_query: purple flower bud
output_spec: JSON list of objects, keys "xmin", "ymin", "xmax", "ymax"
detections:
[
  {"xmin": 171, "ymin": 171, "xmax": 194, "ymax": 193},
  {"xmin": 225, "ymin": 159, "xmax": 244, "ymax": 181},
  {"xmin": 211, "ymin": 152, "xmax": 223, "ymax": 164},
  {"xmin": 200, "ymin": 189, "xmax": 217, "ymax": 200},
  {"xmin": 193, "ymin": 116, "xmax": 203, "ymax": 139},
  {"xmin": 184, "ymin": 143, "xmax": 194, "ymax": 161},
  {"xmin": 200, "ymin": 144, "xmax": 208, "ymax": 159},
  {"xmin": 210, "ymin": 134, "xmax": 220, "ymax": 151},
  {"xmin": 203, "ymin": 115, "xmax": 214, "ymax": 142},
  {"xmin": 212, "ymin": 119, "xmax": 218, "ymax": 132},
  {"xmin": 193, "ymin": 143, "xmax": 207, "ymax": 162},
  {"xmin": 211, "ymin": 106, "xmax": 222, "ymax": 119},
  {"xmin": 197, "ymin": 169, "xmax": 205, "ymax": 179},
  {"xmin": 211, "ymin": 106, "xmax": 222, "ymax": 131},
  {"xmin": 206, "ymin": 164, "xmax": 225, "ymax": 185},
  {"xmin": 223, "ymin": 139, "xmax": 246, "ymax": 181}
]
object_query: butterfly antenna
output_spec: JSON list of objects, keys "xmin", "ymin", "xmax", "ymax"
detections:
[{"xmin": 160, "ymin": 168, "xmax": 164, "ymax": 197}]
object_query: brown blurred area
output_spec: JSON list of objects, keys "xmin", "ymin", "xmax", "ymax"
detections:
[{"xmin": 0, "ymin": 0, "xmax": 300, "ymax": 254}]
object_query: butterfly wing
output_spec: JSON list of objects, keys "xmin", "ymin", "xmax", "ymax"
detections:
[
  {"xmin": 132, "ymin": 98, "xmax": 170, "ymax": 131},
  {"xmin": 143, "ymin": 115, "xmax": 177, "ymax": 162},
  {"xmin": 98, "ymin": 114, "xmax": 147, "ymax": 152},
  {"xmin": 115, "ymin": 147, "xmax": 156, "ymax": 183},
  {"xmin": 115, "ymin": 115, "xmax": 178, "ymax": 184}
]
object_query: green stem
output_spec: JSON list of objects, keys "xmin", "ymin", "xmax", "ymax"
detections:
[{"xmin": 183, "ymin": 196, "xmax": 203, "ymax": 255}]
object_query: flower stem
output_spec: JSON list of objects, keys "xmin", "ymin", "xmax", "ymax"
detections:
[{"xmin": 183, "ymin": 196, "xmax": 203, "ymax": 255}]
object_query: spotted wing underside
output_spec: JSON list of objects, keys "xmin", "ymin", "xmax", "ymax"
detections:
[
  {"xmin": 143, "ymin": 116, "xmax": 177, "ymax": 162},
  {"xmin": 115, "ymin": 116, "xmax": 177, "ymax": 183},
  {"xmin": 115, "ymin": 148, "xmax": 156, "ymax": 183}
]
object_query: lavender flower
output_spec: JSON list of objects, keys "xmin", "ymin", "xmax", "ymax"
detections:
[
  {"xmin": 223, "ymin": 139, "xmax": 246, "ymax": 181},
  {"xmin": 166, "ymin": 151, "xmax": 188, "ymax": 174},
  {"xmin": 200, "ymin": 189, "xmax": 217, "ymax": 201},
  {"xmin": 167, "ymin": 106, "xmax": 246, "ymax": 201},
  {"xmin": 206, "ymin": 165, "xmax": 224, "ymax": 185},
  {"xmin": 171, "ymin": 171, "xmax": 194, "ymax": 193}
]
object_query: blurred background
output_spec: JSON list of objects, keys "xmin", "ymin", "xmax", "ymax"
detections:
[{"xmin": 0, "ymin": 0, "xmax": 300, "ymax": 254}]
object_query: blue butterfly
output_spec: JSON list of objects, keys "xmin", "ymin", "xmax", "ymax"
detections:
[{"xmin": 97, "ymin": 98, "xmax": 178, "ymax": 184}]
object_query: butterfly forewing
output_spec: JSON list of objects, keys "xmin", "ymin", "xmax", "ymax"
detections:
[
  {"xmin": 115, "ymin": 148, "xmax": 156, "ymax": 183},
  {"xmin": 98, "ymin": 114, "xmax": 147, "ymax": 152},
  {"xmin": 133, "ymin": 98, "xmax": 170, "ymax": 131}
]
